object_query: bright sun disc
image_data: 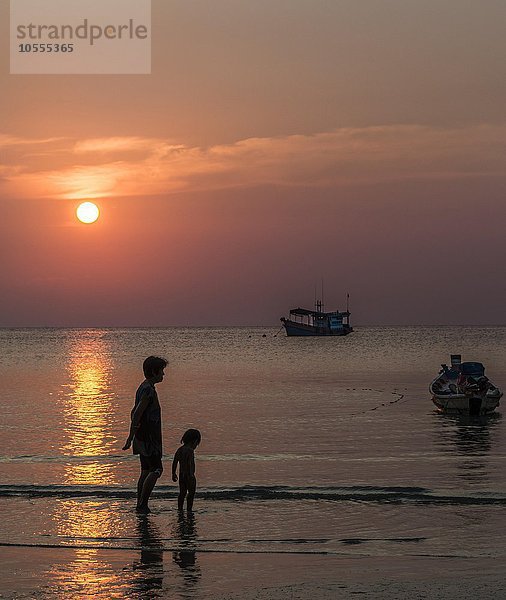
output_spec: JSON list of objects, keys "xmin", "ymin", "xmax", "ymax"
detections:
[{"xmin": 76, "ymin": 202, "xmax": 100, "ymax": 224}]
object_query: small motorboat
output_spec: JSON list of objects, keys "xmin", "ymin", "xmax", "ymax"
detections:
[{"xmin": 430, "ymin": 354, "xmax": 502, "ymax": 415}]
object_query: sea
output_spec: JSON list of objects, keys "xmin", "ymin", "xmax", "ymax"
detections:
[{"xmin": 0, "ymin": 327, "xmax": 505, "ymax": 597}]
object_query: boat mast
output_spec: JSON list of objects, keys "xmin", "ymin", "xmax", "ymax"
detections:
[{"xmin": 314, "ymin": 281, "xmax": 323, "ymax": 314}]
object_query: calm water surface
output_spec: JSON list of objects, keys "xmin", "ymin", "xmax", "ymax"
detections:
[{"xmin": 0, "ymin": 327, "xmax": 505, "ymax": 597}]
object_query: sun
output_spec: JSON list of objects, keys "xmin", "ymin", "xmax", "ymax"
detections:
[{"xmin": 76, "ymin": 202, "xmax": 100, "ymax": 224}]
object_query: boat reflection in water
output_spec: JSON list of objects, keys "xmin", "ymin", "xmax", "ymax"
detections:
[{"xmin": 434, "ymin": 411, "xmax": 502, "ymax": 485}]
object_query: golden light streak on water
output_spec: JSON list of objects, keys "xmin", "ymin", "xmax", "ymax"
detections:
[
  {"xmin": 47, "ymin": 500, "xmax": 123, "ymax": 598},
  {"xmin": 60, "ymin": 332, "xmax": 118, "ymax": 485},
  {"xmin": 47, "ymin": 501, "xmax": 165, "ymax": 598}
]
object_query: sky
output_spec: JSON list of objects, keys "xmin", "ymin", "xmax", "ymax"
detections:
[{"xmin": 1, "ymin": 0, "xmax": 505, "ymax": 326}]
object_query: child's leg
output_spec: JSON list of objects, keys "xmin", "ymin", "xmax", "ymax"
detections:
[
  {"xmin": 186, "ymin": 476, "xmax": 197, "ymax": 511},
  {"xmin": 178, "ymin": 479, "xmax": 188, "ymax": 511}
]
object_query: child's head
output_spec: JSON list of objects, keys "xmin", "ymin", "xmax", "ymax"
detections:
[
  {"xmin": 143, "ymin": 356, "xmax": 168, "ymax": 382},
  {"xmin": 181, "ymin": 428, "xmax": 201, "ymax": 448}
]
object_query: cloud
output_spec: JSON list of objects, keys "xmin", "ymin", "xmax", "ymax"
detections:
[
  {"xmin": 73, "ymin": 137, "xmax": 161, "ymax": 154},
  {"xmin": 0, "ymin": 134, "xmax": 65, "ymax": 148},
  {"xmin": 1, "ymin": 124, "xmax": 505, "ymax": 200}
]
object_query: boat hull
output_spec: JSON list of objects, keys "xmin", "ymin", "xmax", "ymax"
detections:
[
  {"xmin": 281, "ymin": 319, "xmax": 353, "ymax": 337},
  {"xmin": 431, "ymin": 394, "xmax": 500, "ymax": 416}
]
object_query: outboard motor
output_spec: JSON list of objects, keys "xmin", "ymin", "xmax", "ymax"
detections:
[{"xmin": 469, "ymin": 397, "xmax": 482, "ymax": 416}]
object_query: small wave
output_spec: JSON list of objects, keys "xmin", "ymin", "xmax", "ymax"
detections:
[
  {"xmin": 0, "ymin": 541, "xmax": 333, "ymax": 555},
  {"xmin": 0, "ymin": 541, "xmax": 477, "ymax": 559},
  {"xmin": 0, "ymin": 484, "xmax": 505, "ymax": 505},
  {"xmin": 0, "ymin": 455, "xmax": 128, "ymax": 464},
  {"xmin": 0, "ymin": 540, "xmax": 371, "ymax": 556},
  {"xmin": 3, "ymin": 453, "xmax": 322, "ymax": 467}
]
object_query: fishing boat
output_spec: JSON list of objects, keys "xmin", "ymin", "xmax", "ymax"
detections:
[
  {"xmin": 430, "ymin": 354, "xmax": 502, "ymax": 415},
  {"xmin": 280, "ymin": 296, "xmax": 353, "ymax": 337}
]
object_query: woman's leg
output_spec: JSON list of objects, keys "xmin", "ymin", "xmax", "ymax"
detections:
[
  {"xmin": 137, "ymin": 455, "xmax": 163, "ymax": 512},
  {"xmin": 138, "ymin": 470, "xmax": 161, "ymax": 512},
  {"xmin": 137, "ymin": 469, "xmax": 150, "ymax": 508}
]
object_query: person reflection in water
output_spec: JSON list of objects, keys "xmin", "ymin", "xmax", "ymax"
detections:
[
  {"xmin": 172, "ymin": 511, "xmax": 200, "ymax": 586},
  {"xmin": 172, "ymin": 429, "xmax": 201, "ymax": 512},
  {"xmin": 131, "ymin": 515, "xmax": 164, "ymax": 595},
  {"xmin": 123, "ymin": 356, "xmax": 168, "ymax": 513}
]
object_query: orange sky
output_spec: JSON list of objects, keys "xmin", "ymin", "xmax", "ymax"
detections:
[{"xmin": 1, "ymin": 0, "xmax": 505, "ymax": 326}]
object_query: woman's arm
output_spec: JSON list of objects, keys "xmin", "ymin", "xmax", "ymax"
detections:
[{"xmin": 122, "ymin": 393, "xmax": 151, "ymax": 450}]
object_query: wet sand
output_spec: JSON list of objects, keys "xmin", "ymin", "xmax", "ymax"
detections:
[{"xmin": 1, "ymin": 546, "xmax": 505, "ymax": 599}]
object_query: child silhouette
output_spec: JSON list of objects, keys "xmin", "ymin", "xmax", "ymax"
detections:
[{"xmin": 172, "ymin": 429, "xmax": 201, "ymax": 511}]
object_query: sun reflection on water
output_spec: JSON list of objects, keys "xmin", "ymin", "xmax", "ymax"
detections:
[
  {"xmin": 47, "ymin": 496, "xmax": 127, "ymax": 596},
  {"xmin": 60, "ymin": 331, "xmax": 117, "ymax": 485},
  {"xmin": 45, "ymin": 548, "xmax": 116, "ymax": 598}
]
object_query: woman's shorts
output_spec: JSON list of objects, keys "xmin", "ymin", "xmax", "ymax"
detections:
[{"xmin": 139, "ymin": 453, "xmax": 163, "ymax": 475}]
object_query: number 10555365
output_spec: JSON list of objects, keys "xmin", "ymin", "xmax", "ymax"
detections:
[{"xmin": 18, "ymin": 43, "xmax": 74, "ymax": 53}]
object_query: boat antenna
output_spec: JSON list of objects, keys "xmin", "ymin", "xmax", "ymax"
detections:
[
  {"xmin": 346, "ymin": 292, "xmax": 350, "ymax": 313},
  {"xmin": 321, "ymin": 278, "xmax": 324, "ymax": 312}
]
